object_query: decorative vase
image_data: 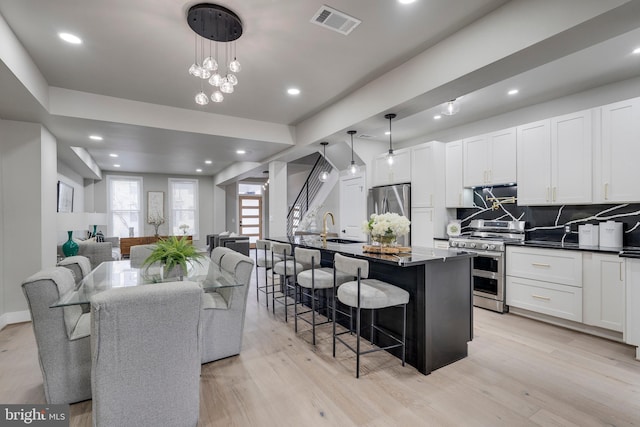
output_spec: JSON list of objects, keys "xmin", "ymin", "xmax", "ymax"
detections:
[
  {"xmin": 162, "ymin": 264, "xmax": 184, "ymax": 281},
  {"xmin": 371, "ymin": 233, "xmax": 396, "ymax": 247},
  {"xmin": 62, "ymin": 231, "xmax": 79, "ymax": 256},
  {"xmin": 92, "ymin": 224, "xmax": 97, "ymax": 238}
]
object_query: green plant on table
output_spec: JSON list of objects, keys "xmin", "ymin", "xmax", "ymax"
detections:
[{"xmin": 142, "ymin": 235, "xmax": 204, "ymax": 277}]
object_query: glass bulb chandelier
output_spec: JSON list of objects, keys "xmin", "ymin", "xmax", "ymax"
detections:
[
  {"xmin": 384, "ymin": 113, "xmax": 397, "ymax": 166},
  {"xmin": 319, "ymin": 142, "xmax": 330, "ymax": 182},
  {"xmin": 347, "ymin": 130, "xmax": 360, "ymax": 175},
  {"xmin": 187, "ymin": 4, "xmax": 243, "ymax": 105}
]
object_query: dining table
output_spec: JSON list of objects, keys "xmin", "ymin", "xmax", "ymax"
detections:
[{"xmin": 51, "ymin": 258, "xmax": 241, "ymax": 308}]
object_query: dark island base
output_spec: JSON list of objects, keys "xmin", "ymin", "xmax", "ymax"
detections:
[{"xmin": 311, "ymin": 252, "xmax": 473, "ymax": 375}]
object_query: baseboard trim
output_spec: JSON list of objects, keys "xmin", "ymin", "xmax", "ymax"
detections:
[{"xmin": 0, "ymin": 310, "xmax": 31, "ymax": 331}]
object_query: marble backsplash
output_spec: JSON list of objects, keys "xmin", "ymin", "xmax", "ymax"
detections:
[{"xmin": 455, "ymin": 185, "xmax": 640, "ymax": 247}]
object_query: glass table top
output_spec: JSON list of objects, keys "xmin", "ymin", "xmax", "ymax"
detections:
[{"xmin": 52, "ymin": 258, "xmax": 241, "ymax": 307}]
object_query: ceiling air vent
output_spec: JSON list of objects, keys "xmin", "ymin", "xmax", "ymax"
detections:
[{"xmin": 311, "ymin": 5, "xmax": 361, "ymax": 36}]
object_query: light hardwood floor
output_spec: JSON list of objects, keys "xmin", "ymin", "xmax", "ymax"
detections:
[{"xmin": 1, "ymin": 271, "xmax": 639, "ymax": 426}]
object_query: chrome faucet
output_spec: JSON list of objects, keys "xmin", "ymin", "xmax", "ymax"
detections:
[{"xmin": 321, "ymin": 212, "xmax": 335, "ymax": 246}]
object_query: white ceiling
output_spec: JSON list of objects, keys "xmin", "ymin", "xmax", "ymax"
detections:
[{"xmin": 0, "ymin": 0, "xmax": 639, "ymax": 179}]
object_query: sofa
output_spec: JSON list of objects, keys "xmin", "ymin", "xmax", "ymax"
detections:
[
  {"xmin": 57, "ymin": 237, "xmax": 121, "ymax": 270},
  {"xmin": 206, "ymin": 233, "xmax": 250, "ymax": 257}
]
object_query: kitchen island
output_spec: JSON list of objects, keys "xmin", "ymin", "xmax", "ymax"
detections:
[{"xmin": 270, "ymin": 236, "xmax": 475, "ymax": 375}]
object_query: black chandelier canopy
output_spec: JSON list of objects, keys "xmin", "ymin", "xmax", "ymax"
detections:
[{"xmin": 187, "ymin": 3, "xmax": 243, "ymax": 42}]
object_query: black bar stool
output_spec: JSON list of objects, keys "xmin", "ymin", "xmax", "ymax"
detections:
[{"xmin": 254, "ymin": 239, "xmax": 281, "ymax": 308}]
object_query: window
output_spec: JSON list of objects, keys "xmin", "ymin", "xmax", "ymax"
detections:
[
  {"xmin": 108, "ymin": 175, "xmax": 143, "ymax": 238},
  {"xmin": 169, "ymin": 178, "xmax": 199, "ymax": 239}
]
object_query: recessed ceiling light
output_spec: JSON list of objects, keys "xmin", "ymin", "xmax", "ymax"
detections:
[
  {"xmin": 398, "ymin": 0, "xmax": 416, "ymax": 4},
  {"xmin": 633, "ymin": 47, "xmax": 640, "ymax": 54},
  {"xmin": 433, "ymin": 115, "xmax": 442, "ymax": 120},
  {"xmin": 58, "ymin": 32, "xmax": 82, "ymax": 44},
  {"xmin": 508, "ymin": 89, "xmax": 519, "ymax": 95},
  {"xmin": 287, "ymin": 88, "xmax": 301, "ymax": 96},
  {"xmin": 205, "ymin": 160, "xmax": 212, "ymax": 164},
  {"xmin": 236, "ymin": 150, "xmax": 246, "ymax": 154},
  {"xmin": 196, "ymin": 168, "xmax": 203, "ymax": 172},
  {"xmin": 385, "ymin": 131, "xmax": 391, "ymax": 135},
  {"xmin": 113, "ymin": 164, "xmax": 120, "ymax": 168},
  {"xmin": 109, "ymin": 153, "xmax": 118, "ymax": 158},
  {"xmin": 89, "ymin": 135, "xmax": 103, "ymax": 141}
]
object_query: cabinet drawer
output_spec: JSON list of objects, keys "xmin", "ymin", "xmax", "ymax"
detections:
[
  {"xmin": 506, "ymin": 276, "xmax": 583, "ymax": 322},
  {"xmin": 506, "ymin": 246, "xmax": 582, "ymax": 286}
]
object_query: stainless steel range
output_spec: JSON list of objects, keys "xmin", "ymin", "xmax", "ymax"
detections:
[{"xmin": 449, "ymin": 219, "xmax": 525, "ymax": 313}]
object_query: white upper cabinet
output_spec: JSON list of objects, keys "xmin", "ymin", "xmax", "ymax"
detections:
[
  {"xmin": 372, "ymin": 147, "xmax": 411, "ymax": 187},
  {"xmin": 596, "ymin": 97, "xmax": 640, "ymax": 203},
  {"xmin": 445, "ymin": 141, "xmax": 473, "ymax": 208},
  {"xmin": 411, "ymin": 143, "xmax": 436, "ymax": 207},
  {"xmin": 517, "ymin": 110, "xmax": 593, "ymax": 205},
  {"xmin": 463, "ymin": 127, "xmax": 516, "ymax": 187}
]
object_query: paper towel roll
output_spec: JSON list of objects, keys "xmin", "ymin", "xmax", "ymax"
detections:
[{"xmin": 599, "ymin": 221, "xmax": 623, "ymax": 248}]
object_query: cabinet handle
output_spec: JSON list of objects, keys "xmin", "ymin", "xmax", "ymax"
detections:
[
  {"xmin": 547, "ymin": 187, "xmax": 550, "ymax": 202},
  {"xmin": 483, "ymin": 171, "xmax": 487, "ymax": 183},
  {"xmin": 553, "ymin": 187, "xmax": 557, "ymax": 202},
  {"xmin": 430, "ymin": 194, "xmax": 433, "ymax": 206},
  {"xmin": 531, "ymin": 262, "xmax": 551, "ymax": 268},
  {"xmin": 620, "ymin": 262, "xmax": 623, "ymax": 282},
  {"xmin": 531, "ymin": 294, "xmax": 551, "ymax": 301},
  {"xmin": 458, "ymin": 193, "xmax": 462, "ymax": 206},
  {"xmin": 604, "ymin": 183, "xmax": 609, "ymax": 200},
  {"xmin": 489, "ymin": 170, "xmax": 492, "ymax": 183}
]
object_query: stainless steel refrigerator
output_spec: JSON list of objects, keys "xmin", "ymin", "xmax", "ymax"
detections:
[{"xmin": 367, "ymin": 183, "xmax": 411, "ymax": 246}]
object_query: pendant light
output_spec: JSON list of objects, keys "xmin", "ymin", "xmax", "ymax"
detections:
[
  {"xmin": 319, "ymin": 142, "xmax": 330, "ymax": 182},
  {"xmin": 348, "ymin": 130, "xmax": 360, "ymax": 175},
  {"xmin": 441, "ymin": 99, "xmax": 460, "ymax": 116},
  {"xmin": 384, "ymin": 113, "xmax": 397, "ymax": 166}
]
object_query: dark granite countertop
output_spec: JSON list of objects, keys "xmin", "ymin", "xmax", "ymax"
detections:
[
  {"xmin": 507, "ymin": 240, "xmax": 639, "ymax": 256},
  {"xmin": 269, "ymin": 236, "xmax": 476, "ymax": 267}
]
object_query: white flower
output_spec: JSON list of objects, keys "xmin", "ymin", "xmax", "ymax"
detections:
[{"xmin": 362, "ymin": 213, "xmax": 411, "ymax": 237}]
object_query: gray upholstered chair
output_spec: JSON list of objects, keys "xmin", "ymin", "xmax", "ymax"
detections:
[
  {"xmin": 57, "ymin": 255, "xmax": 92, "ymax": 286},
  {"xmin": 201, "ymin": 247, "xmax": 255, "ymax": 363},
  {"xmin": 21, "ymin": 267, "xmax": 92, "ymax": 404},
  {"xmin": 129, "ymin": 244, "xmax": 156, "ymax": 267},
  {"xmin": 90, "ymin": 281, "xmax": 202, "ymax": 427},
  {"xmin": 332, "ymin": 253, "xmax": 409, "ymax": 378},
  {"xmin": 254, "ymin": 239, "xmax": 282, "ymax": 307},
  {"xmin": 294, "ymin": 248, "xmax": 353, "ymax": 345}
]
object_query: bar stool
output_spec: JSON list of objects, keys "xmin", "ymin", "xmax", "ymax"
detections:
[
  {"xmin": 254, "ymin": 240, "xmax": 282, "ymax": 308},
  {"xmin": 295, "ymin": 248, "xmax": 353, "ymax": 345},
  {"xmin": 271, "ymin": 242, "xmax": 303, "ymax": 321},
  {"xmin": 332, "ymin": 253, "xmax": 409, "ymax": 378}
]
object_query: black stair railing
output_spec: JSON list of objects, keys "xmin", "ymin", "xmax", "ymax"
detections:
[{"xmin": 286, "ymin": 155, "xmax": 333, "ymax": 236}]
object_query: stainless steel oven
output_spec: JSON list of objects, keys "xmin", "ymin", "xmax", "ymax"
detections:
[{"xmin": 449, "ymin": 220, "xmax": 524, "ymax": 313}]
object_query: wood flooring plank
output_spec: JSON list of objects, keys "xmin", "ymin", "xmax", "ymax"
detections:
[{"xmin": 1, "ymin": 262, "xmax": 639, "ymax": 426}]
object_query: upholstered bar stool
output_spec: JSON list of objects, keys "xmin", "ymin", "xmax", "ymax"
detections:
[
  {"xmin": 271, "ymin": 242, "xmax": 303, "ymax": 321},
  {"xmin": 332, "ymin": 253, "xmax": 409, "ymax": 378},
  {"xmin": 254, "ymin": 239, "xmax": 282, "ymax": 308},
  {"xmin": 295, "ymin": 248, "xmax": 353, "ymax": 345}
]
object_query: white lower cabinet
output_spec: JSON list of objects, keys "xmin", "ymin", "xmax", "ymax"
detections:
[
  {"xmin": 625, "ymin": 259, "xmax": 640, "ymax": 359},
  {"xmin": 506, "ymin": 246, "xmax": 583, "ymax": 322},
  {"xmin": 506, "ymin": 276, "xmax": 583, "ymax": 322},
  {"xmin": 583, "ymin": 253, "xmax": 625, "ymax": 332}
]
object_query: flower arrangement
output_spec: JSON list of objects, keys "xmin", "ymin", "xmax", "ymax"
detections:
[
  {"xmin": 362, "ymin": 212, "xmax": 411, "ymax": 245},
  {"xmin": 179, "ymin": 224, "xmax": 190, "ymax": 235},
  {"xmin": 147, "ymin": 214, "xmax": 165, "ymax": 237}
]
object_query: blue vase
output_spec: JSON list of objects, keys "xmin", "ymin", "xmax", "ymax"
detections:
[{"xmin": 62, "ymin": 231, "xmax": 79, "ymax": 257}]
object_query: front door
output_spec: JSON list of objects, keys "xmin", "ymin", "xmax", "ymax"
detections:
[{"xmin": 239, "ymin": 195, "xmax": 262, "ymax": 248}]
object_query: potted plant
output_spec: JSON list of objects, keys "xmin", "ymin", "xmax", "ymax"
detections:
[{"xmin": 142, "ymin": 235, "xmax": 204, "ymax": 280}]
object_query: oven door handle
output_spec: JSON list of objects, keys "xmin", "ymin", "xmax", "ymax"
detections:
[
  {"xmin": 472, "ymin": 269, "xmax": 500, "ymax": 280},
  {"xmin": 465, "ymin": 250, "xmax": 504, "ymax": 257}
]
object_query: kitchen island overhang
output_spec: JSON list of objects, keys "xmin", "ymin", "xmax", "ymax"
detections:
[{"xmin": 270, "ymin": 236, "xmax": 476, "ymax": 375}]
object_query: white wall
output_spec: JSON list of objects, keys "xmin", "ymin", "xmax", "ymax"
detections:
[
  {"xmin": 91, "ymin": 171, "xmax": 215, "ymax": 245},
  {"xmin": 225, "ymin": 182, "xmax": 237, "ymax": 233},
  {"xmin": 0, "ymin": 119, "xmax": 57, "ymax": 323},
  {"xmin": 268, "ymin": 161, "xmax": 287, "ymax": 237},
  {"xmin": 57, "ymin": 161, "xmax": 84, "ymax": 213}
]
